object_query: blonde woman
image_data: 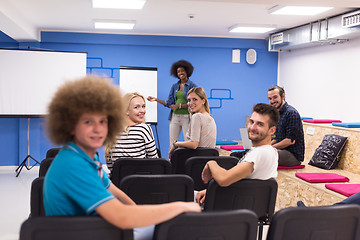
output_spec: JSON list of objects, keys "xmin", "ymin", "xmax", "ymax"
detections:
[
  {"xmin": 168, "ymin": 87, "xmax": 216, "ymax": 158},
  {"xmin": 106, "ymin": 92, "xmax": 158, "ymax": 171}
]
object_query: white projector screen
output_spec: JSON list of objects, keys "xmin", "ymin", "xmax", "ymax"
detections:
[
  {"xmin": 119, "ymin": 67, "xmax": 157, "ymax": 123},
  {"xmin": 0, "ymin": 49, "xmax": 87, "ymax": 117}
]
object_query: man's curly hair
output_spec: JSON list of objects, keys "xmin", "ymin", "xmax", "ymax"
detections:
[
  {"xmin": 170, "ymin": 60, "xmax": 194, "ymax": 79},
  {"xmin": 45, "ymin": 75, "xmax": 125, "ymax": 146}
]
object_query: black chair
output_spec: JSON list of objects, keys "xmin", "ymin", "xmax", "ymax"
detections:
[
  {"xmin": 230, "ymin": 149, "xmax": 250, "ymax": 160},
  {"xmin": 120, "ymin": 174, "xmax": 194, "ymax": 204},
  {"xmin": 45, "ymin": 148, "xmax": 61, "ymax": 158},
  {"xmin": 185, "ymin": 156, "xmax": 238, "ymax": 191},
  {"xmin": 266, "ymin": 205, "xmax": 360, "ymax": 240},
  {"xmin": 156, "ymin": 147, "xmax": 162, "ymax": 158},
  {"xmin": 111, "ymin": 158, "xmax": 171, "ymax": 188},
  {"xmin": 153, "ymin": 209, "xmax": 258, "ymax": 240},
  {"xmin": 30, "ymin": 177, "xmax": 45, "ymax": 218},
  {"xmin": 39, "ymin": 157, "xmax": 54, "ymax": 177},
  {"xmin": 170, "ymin": 147, "xmax": 219, "ymax": 174},
  {"xmin": 203, "ymin": 178, "xmax": 278, "ymax": 240},
  {"xmin": 20, "ymin": 216, "xmax": 133, "ymax": 240}
]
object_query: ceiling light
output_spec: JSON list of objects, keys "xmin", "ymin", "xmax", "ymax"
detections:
[
  {"xmin": 94, "ymin": 20, "xmax": 135, "ymax": 30},
  {"xmin": 92, "ymin": 0, "xmax": 146, "ymax": 10},
  {"xmin": 229, "ymin": 25, "xmax": 275, "ymax": 34},
  {"xmin": 269, "ymin": 6, "xmax": 333, "ymax": 16}
]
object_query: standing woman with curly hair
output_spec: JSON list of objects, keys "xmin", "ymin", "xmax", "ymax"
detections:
[{"xmin": 147, "ymin": 60, "xmax": 197, "ymax": 149}]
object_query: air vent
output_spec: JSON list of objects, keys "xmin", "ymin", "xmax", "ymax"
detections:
[
  {"xmin": 270, "ymin": 32, "xmax": 289, "ymax": 45},
  {"xmin": 342, "ymin": 10, "xmax": 360, "ymax": 28}
]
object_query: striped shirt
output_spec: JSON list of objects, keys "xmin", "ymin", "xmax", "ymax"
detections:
[{"xmin": 106, "ymin": 123, "xmax": 158, "ymax": 171}]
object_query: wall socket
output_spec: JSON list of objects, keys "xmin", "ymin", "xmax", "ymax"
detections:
[{"xmin": 306, "ymin": 127, "xmax": 315, "ymax": 135}]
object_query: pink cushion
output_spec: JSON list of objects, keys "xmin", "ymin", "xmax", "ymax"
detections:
[
  {"xmin": 220, "ymin": 145, "xmax": 245, "ymax": 151},
  {"xmin": 303, "ymin": 119, "xmax": 342, "ymax": 123},
  {"xmin": 278, "ymin": 165, "xmax": 305, "ymax": 170},
  {"xmin": 325, "ymin": 184, "xmax": 360, "ymax": 197},
  {"xmin": 295, "ymin": 173, "xmax": 350, "ymax": 183}
]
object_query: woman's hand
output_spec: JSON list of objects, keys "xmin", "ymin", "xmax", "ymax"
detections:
[
  {"xmin": 147, "ymin": 96, "xmax": 156, "ymax": 102},
  {"xmin": 169, "ymin": 104, "xmax": 178, "ymax": 110},
  {"xmin": 168, "ymin": 141, "xmax": 177, "ymax": 159}
]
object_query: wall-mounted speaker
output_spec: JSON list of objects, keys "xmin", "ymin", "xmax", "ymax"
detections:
[
  {"xmin": 246, "ymin": 49, "xmax": 257, "ymax": 64},
  {"xmin": 232, "ymin": 49, "xmax": 240, "ymax": 63}
]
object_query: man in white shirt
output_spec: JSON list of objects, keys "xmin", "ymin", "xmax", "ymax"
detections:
[{"xmin": 196, "ymin": 103, "xmax": 279, "ymax": 204}]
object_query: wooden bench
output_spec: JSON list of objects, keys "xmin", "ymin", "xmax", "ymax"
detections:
[
  {"xmin": 277, "ymin": 122, "xmax": 360, "ymax": 209},
  {"xmin": 217, "ymin": 123, "xmax": 360, "ymax": 210}
]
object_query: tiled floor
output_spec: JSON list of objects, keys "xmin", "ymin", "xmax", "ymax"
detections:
[
  {"xmin": 0, "ymin": 166, "xmax": 268, "ymax": 240},
  {"xmin": 0, "ymin": 166, "xmax": 38, "ymax": 240}
]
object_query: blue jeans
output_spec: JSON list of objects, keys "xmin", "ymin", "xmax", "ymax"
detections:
[
  {"xmin": 334, "ymin": 192, "xmax": 360, "ymax": 205},
  {"xmin": 134, "ymin": 225, "xmax": 155, "ymax": 240}
]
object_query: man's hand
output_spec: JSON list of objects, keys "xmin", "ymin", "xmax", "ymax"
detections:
[
  {"xmin": 272, "ymin": 138, "xmax": 296, "ymax": 149},
  {"xmin": 195, "ymin": 190, "xmax": 207, "ymax": 204}
]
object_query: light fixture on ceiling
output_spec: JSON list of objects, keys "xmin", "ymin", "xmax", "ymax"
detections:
[
  {"xmin": 229, "ymin": 24, "xmax": 276, "ymax": 34},
  {"xmin": 94, "ymin": 20, "xmax": 136, "ymax": 30},
  {"xmin": 92, "ymin": 0, "xmax": 146, "ymax": 10},
  {"xmin": 269, "ymin": 5, "xmax": 333, "ymax": 16}
]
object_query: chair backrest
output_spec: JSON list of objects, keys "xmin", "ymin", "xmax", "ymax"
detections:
[
  {"xmin": 204, "ymin": 178, "xmax": 278, "ymax": 223},
  {"xmin": 156, "ymin": 147, "xmax": 162, "ymax": 158},
  {"xmin": 20, "ymin": 216, "xmax": 133, "ymax": 240},
  {"xmin": 45, "ymin": 148, "xmax": 61, "ymax": 158},
  {"xmin": 111, "ymin": 158, "xmax": 171, "ymax": 188},
  {"xmin": 39, "ymin": 158, "xmax": 54, "ymax": 177},
  {"xmin": 185, "ymin": 156, "xmax": 238, "ymax": 191},
  {"xmin": 153, "ymin": 209, "xmax": 258, "ymax": 240},
  {"xmin": 266, "ymin": 205, "xmax": 360, "ymax": 240},
  {"xmin": 170, "ymin": 147, "xmax": 219, "ymax": 174},
  {"xmin": 120, "ymin": 174, "xmax": 194, "ymax": 204},
  {"xmin": 30, "ymin": 177, "xmax": 45, "ymax": 217}
]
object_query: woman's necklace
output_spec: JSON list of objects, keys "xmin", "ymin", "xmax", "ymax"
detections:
[{"xmin": 179, "ymin": 79, "xmax": 187, "ymax": 91}]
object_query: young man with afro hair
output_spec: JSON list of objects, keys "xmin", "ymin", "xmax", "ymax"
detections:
[{"xmin": 43, "ymin": 75, "xmax": 200, "ymax": 240}]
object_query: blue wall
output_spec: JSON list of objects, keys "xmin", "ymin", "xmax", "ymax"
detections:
[{"xmin": 0, "ymin": 31, "xmax": 278, "ymax": 165}]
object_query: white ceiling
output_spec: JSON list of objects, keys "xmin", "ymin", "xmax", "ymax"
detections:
[{"xmin": 0, "ymin": 0, "xmax": 358, "ymax": 42}]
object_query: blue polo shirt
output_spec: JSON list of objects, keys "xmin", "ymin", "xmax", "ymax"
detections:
[{"xmin": 43, "ymin": 142, "xmax": 115, "ymax": 216}]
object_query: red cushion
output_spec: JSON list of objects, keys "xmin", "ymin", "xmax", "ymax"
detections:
[
  {"xmin": 325, "ymin": 184, "xmax": 360, "ymax": 197},
  {"xmin": 303, "ymin": 119, "xmax": 342, "ymax": 123},
  {"xmin": 278, "ymin": 165, "xmax": 305, "ymax": 169},
  {"xmin": 220, "ymin": 145, "xmax": 245, "ymax": 151},
  {"xmin": 295, "ymin": 173, "xmax": 349, "ymax": 183}
]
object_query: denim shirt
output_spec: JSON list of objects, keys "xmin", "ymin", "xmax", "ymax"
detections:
[{"xmin": 165, "ymin": 79, "xmax": 197, "ymax": 120}]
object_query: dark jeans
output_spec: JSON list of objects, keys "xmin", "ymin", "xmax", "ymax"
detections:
[
  {"xmin": 278, "ymin": 149, "xmax": 301, "ymax": 167},
  {"xmin": 334, "ymin": 192, "xmax": 360, "ymax": 205}
]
